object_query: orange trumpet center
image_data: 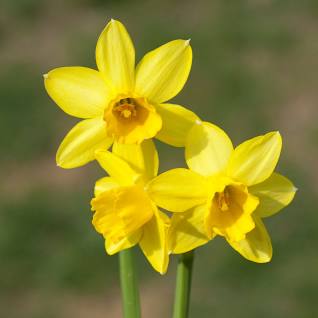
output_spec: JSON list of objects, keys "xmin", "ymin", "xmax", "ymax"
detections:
[
  {"xmin": 113, "ymin": 98, "xmax": 138, "ymax": 119},
  {"xmin": 103, "ymin": 96, "xmax": 162, "ymax": 144}
]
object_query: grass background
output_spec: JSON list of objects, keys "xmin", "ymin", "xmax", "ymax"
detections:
[{"xmin": 0, "ymin": 0, "xmax": 317, "ymax": 317}]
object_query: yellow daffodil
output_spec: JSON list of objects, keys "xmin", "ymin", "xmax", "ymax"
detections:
[
  {"xmin": 148, "ymin": 122, "xmax": 296, "ymax": 263},
  {"xmin": 44, "ymin": 19, "xmax": 198, "ymax": 169},
  {"xmin": 90, "ymin": 140, "xmax": 170, "ymax": 274}
]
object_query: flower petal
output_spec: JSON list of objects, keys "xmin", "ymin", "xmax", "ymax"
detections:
[
  {"xmin": 96, "ymin": 19, "xmax": 135, "ymax": 93},
  {"xmin": 147, "ymin": 168, "xmax": 208, "ymax": 212},
  {"xmin": 94, "ymin": 177, "xmax": 119, "ymax": 196},
  {"xmin": 227, "ymin": 132, "xmax": 282, "ymax": 186},
  {"xmin": 250, "ymin": 173, "xmax": 297, "ymax": 218},
  {"xmin": 212, "ymin": 193, "xmax": 258, "ymax": 243},
  {"xmin": 92, "ymin": 185, "xmax": 154, "ymax": 242},
  {"xmin": 44, "ymin": 67, "xmax": 111, "ymax": 118},
  {"xmin": 105, "ymin": 230, "xmax": 142, "ymax": 255},
  {"xmin": 169, "ymin": 204, "xmax": 210, "ymax": 254},
  {"xmin": 112, "ymin": 139, "xmax": 159, "ymax": 182},
  {"xmin": 95, "ymin": 150, "xmax": 139, "ymax": 186},
  {"xmin": 56, "ymin": 118, "xmax": 113, "ymax": 169},
  {"xmin": 135, "ymin": 40, "xmax": 192, "ymax": 103},
  {"xmin": 185, "ymin": 122, "xmax": 233, "ymax": 176},
  {"xmin": 139, "ymin": 209, "xmax": 170, "ymax": 274},
  {"xmin": 155, "ymin": 103, "xmax": 199, "ymax": 147},
  {"xmin": 227, "ymin": 216, "xmax": 272, "ymax": 263}
]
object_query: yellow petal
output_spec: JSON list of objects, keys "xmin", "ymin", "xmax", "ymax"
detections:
[
  {"xmin": 94, "ymin": 177, "xmax": 119, "ymax": 196},
  {"xmin": 147, "ymin": 168, "xmax": 208, "ymax": 212},
  {"xmin": 155, "ymin": 103, "xmax": 199, "ymax": 147},
  {"xmin": 227, "ymin": 132, "xmax": 282, "ymax": 186},
  {"xmin": 227, "ymin": 216, "xmax": 272, "ymax": 263},
  {"xmin": 220, "ymin": 195, "xmax": 258, "ymax": 242},
  {"xmin": 207, "ymin": 184, "xmax": 259, "ymax": 242},
  {"xmin": 92, "ymin": 185, "xmax": 154, "ymax": 242},
  {"xmin": 169, "ymin": 205, "xmax": 210, "ymax": 254},
  {"xmin": 250, "ymin": 173, "xmax": 297, "ymax": 218},
  {"xmin": 96, "ymin": 19, "xmax": 135, "ymax": 93},
  {"xmin": 186, "ymin": 122, "xmax": 233, "ymax": 176},
  {"xmin": 105, "ymin": 229, "xmax": 142, "ymax": 255},
  {"xmin": 56, "ymin": 118, "xmax": 113, "ymax": 169},
  {"xmin": 135, "ymin": 40, "xmax": 192, "ymax": 103},
  {"xmin": 95, "ymin": 150, "xmax": 139, "ymax": 186},
  {"xmin": 112, "ymin": 139, "xmax": 159, "ymax": 182},
  {"xmin": 139, "ymin": 209, "xmax": 170, "ymax": 274},
  {"xmin": 44, "ymin": 67, "xmax": 111, "ymax": 118}
]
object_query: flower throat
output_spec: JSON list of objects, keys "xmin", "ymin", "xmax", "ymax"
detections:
[
  {"xmin": 113, "ymin": 98, "xmax": 138, "ymax": 119},
  {"xmin": 214, "ymin": 187, "xmax": 231, "ymax": 212}
]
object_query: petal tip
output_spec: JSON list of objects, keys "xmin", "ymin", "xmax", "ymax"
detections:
[
  {"xmin": 262, "ymin": 255, "xmax": 272, "ymax": 263},
  {"xmin": 56, "ymin": 155, "xmax": 63, "ymax": 168},
  {"xmin": 109, "ymin": 18, "xmax": 122, "ymax": 26},
  {"xmin": 56, "ymin": 160, "xmax": 67, "ymax": 169},
  {"xmin": 272, "ymin": 130, "xmax": 282, "ymax": 139},
  {"xmin": 264, "ymin": 131, "xmax": 282, "ymax": 148},
  {"xmin": 274, "ymin": 131, "xmax": 282, "ymax": 144},
  {"xmin": 56, "ymin": 157, "xmax": 73, "ymax": 169},
  {"xmin": 185, "ymin": 38, "xmax": 191, "ymax": 46}
]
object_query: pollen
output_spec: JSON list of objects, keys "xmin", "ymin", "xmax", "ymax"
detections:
[
  {"xmin": 122, "ymin": 109, "xmax": 132, "ymax": 118},
  {"xmin": 113, "ymin": 98, "xmax": 137, "ymax": 119}
]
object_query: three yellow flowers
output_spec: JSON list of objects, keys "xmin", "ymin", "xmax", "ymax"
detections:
[{"xmin": 44, "ymin": 19, "xmax": 296, "ymax": 274}]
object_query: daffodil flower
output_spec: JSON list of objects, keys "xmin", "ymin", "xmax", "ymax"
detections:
[
  {"xmin": 90, "ymin": 140, "xmax": 170, "ymax": 274},
  {"xmin": 148, "ymin": 122, "xmax": 296, "ymax": 263},
  {"xmin": 44, "ymin": 19, "xmax": 198, "ymax": 169}
]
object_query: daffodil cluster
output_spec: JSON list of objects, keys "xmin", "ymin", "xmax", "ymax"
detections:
[{"xmin": 44, "ymin": 19, "xmax": 296, "ymax": 274}]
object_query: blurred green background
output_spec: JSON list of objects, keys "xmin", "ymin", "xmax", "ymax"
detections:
[{"xmin": 0, "ymin": 0, "xmax": 316, "ymax": 317}]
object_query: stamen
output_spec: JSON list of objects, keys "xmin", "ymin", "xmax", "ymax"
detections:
[
  {"xmin": 215, "ymin": 188, "xmax": 231, "ymax": 212},
  {"xmin": 113, "ymin": 98, "xmax": 137, "ymax": 119},
  {"xmin": 122, "ymin": 109, "xmax": 132, "ymax": 118}
]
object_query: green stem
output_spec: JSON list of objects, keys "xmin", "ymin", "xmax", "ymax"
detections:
[
  {"xmin": 173, "ymin": 251, "xmax": 195, "ymax": 318},
  {"xmin": 119, "ymin": 248, "xmax": 141, "ymax": 318}
]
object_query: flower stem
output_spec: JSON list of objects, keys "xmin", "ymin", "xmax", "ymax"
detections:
[
  {"xmin": 119, "ymin": 248, "xmax": 141, "ymax": 318},
  {"xmin": 173, "ymin": 251, "xmax": 195, "ymax": 318}
]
